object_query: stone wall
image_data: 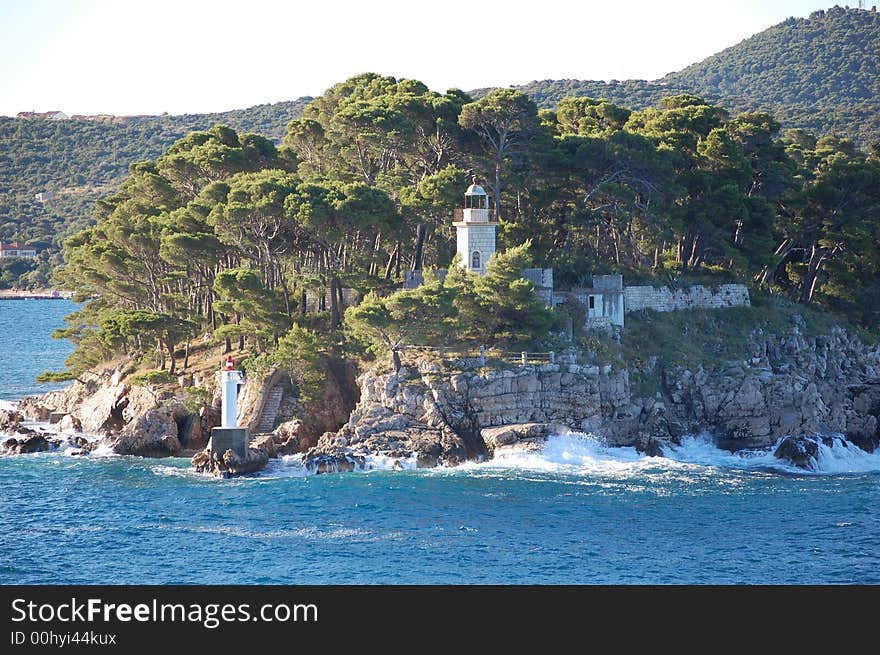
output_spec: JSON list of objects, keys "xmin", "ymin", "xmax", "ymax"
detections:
[{"xmin": 624, "ymin": 284, "xmax": 750, "ymax": 313}]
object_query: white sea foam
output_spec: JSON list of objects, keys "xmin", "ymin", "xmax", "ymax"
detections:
[
  {"xmin": 811, "ymin": 436, "xmax": 880, "ymax": 473},
  {"xmin": 363, "ymin": 451, "xmax": 418, "ymax": 471},
  {"xmin": 661, "ymin": 434, "xmax": 781, "ymax": 469},
  {"xmin": 459, "ymin": 433, "xmax": 653, "ymax": 475},
  {"xmin": 451, "ymin": 432, "xmax": 880, "ymax": 477},
  {"xmin": 259, "ymin": 455, "xmax": 310, "ymax": 478},
  {"xmin": 8, "ymin": 416, "xmax": 878, "ymax": 478},
  {"xmin": 665, "ymin": 433, "xmax": 880, "ymax": 474},
  {"xmin": 84, "ymin": 441, "xmax": 118, "ymax": 457},
  {"xmin": 257, "ymin": 451, "xmax": 419, "ymax": 479}
]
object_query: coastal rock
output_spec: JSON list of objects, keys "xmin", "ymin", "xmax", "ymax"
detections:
[
  {"xmin": 311, "ymin": 326, "xmax": 880, "ymax": 474},
  {"xmin": 17, "ymin": 397, "xmax": 53, "ymax": 421},
  {"xmin": 24, "ymin": 370, "xmax": 128, "ymax": 434},
  {"xmin": 306, "ymin": 451, "xmax": 363, "ymax": 474},
  {"xmin": 0, "ymin": 409, "xmax": 25, "ymax": 435},
  {"xmin": 110, "ymin": 405, "xmax": 181, "ymax": 457},
  {"xmin": 250, "ymin": 434, "xmax": 278, "ymax": 459},
  {"xmin": 480, "ymin": 423, "xmax": 563, "ymax": 451},
  {"xmin": 191, "ymin": 435, "xmax": 275, "ymax": 478},
  {"xmin": 272, "ymin": 418, "xmax": 310, "ymax": 454},
  {"xmin": 634, "ymin": 434, "xmax": 666, "ymax": 457},
  {"xmin": 77, "ymin": 380, "xmax": 129, "ymax": 435},
  {"xmin": 773, "ymin": 435, "xmax": 834, "ymax": 469},
  {"xmin": 1, "ymin": 433, "xmax": 54, "ymax": 454}
]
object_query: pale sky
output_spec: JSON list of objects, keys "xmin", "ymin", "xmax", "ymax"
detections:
[{"xmin": 1, "ymin": 0, "xmax": 834, "ymax": 117}]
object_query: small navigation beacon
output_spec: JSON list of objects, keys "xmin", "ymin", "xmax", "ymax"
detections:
[{"xmin": 209, "ymin": 356, "xmax": 247, "ymax": 457}]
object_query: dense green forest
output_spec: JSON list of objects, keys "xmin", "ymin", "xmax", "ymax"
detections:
[
  {"xmin": 3, "ymin": 5, "xmax": 878, "ymax": 292},
  {"xmin": 41, "ymin": 72, "xmax": 880, "ymax": 384},
  {"xmin": 0, "ymin": 98, "xmax": 311, "ymax": 285},
  {"xmin": 667, "ymin": 6, "xmax": 880, "ymax": 146},
  {"xmin": 479, "ymin": 6, "xmax": 880, "ymax": 147}
]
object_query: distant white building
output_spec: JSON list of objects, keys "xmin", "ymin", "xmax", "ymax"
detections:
[
  {"xmin": 16, "ymin": 111, "xmax": 68, "ymax": 120},
  {"xmin": 0, "ymin": 242, "xmax": 38, "ymax": 259}
]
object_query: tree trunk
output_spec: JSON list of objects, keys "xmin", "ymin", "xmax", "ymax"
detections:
[
  {"xmin": 329, "ymin": 275, "xmax": 341, "ymax": 329},
  {"xmin": 334, "ymin": 276, "xmax": 346, "ymax": 316},
  {"xmin": 369, "ymin": 232, "xmax": 382, "ymax": 277},
  {"xmin": 800, "ymin": 243, "xmax": 833, "ymax": 304},
  {"xmin": 757, "ymin": 238, "xmax": 795, "ymax": 286},
  {"xmin": 164, "ymin": 339, "xmax": 176, "ymax": 376},
  {"xmin": 493, "ymin": 157, "xmax": 502, "ymax": 218},
  {"xmin": 412, "ymin": 223, "xmax": 427, "ymax": 271},
  {"xmin": 277, "ymin": 263, "xmax": 292, "ymax": 320},
  {"xmin": 384, "ymin": 244, "xmax": 398, "ymax": 280}
]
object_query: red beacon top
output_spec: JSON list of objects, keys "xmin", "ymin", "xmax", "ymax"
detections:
[{"xmin": 225, "ymin": 356, "xmax": 235, "ymax": 371}]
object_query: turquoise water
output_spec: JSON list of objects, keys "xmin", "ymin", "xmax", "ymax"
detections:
[
  {"xmin": 1, "ymin": 300, "xmax": 879, "ymax": 584},
  {"xmin": 0, "ymin": 299, "xmax": 74, "ymax": 401}
]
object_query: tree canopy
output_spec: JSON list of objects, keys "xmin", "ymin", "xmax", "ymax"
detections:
[{"xmin": 38, "ymin": 70, "xmax": 880, "ymax": 383}]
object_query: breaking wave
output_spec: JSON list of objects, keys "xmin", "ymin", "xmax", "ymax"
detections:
[
  {"xmin": 5, "ymin": 421, "xmax": 879, "ymax": 478},
  {"xmin": 459, "ymin": 432, "xmax": 880, "ymax": 476}
]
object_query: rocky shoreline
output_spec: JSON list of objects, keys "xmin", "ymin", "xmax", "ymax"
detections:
[
  {"xmin": 0, "ymin": 360, "xmax": 356, "ymax": 477},
  {"xmin": 3, "ymin": 322, "xmax": 879, "ymax": 473},
  {"xmin": 301, "ymin": 323, "xmax": 880, "ymax": 472}
]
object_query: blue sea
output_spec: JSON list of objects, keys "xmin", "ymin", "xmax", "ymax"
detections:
[{"xmin": 1, "ymin": 299, "xmax": 879, "ymax": 584}]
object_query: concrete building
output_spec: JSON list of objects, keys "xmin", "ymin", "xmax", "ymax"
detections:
[{"xmin": 564, "ymin": 274, "xmax": 626, "ymax": 329}]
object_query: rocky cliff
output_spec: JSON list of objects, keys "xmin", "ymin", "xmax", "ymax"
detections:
[
  {"xmin": 9, "ymin": 368, "xmax": 211, "ymax": 457},
  {"xmin": 6, "ymin": 321, "xmax": 879, "ymax": 475},
  {"xmin": 304, "ymin": 323, "xmax": 880, "ymax": 471},
  {"xmin": 5, "ymin": 358, "xmax": 358, "ymax": 474}
]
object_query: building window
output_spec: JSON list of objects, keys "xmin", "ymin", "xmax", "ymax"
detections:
[
  {"xmin": 471, "ymin": 251, "xmax": 481, "ymax": 269},
  {"xmin": 588, "ymin": 295, "xmax": 595, "ymax": 310}
]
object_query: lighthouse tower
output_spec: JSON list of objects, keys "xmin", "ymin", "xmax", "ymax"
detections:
[
  {"xmin": 208, "ymin": 356, "xmax": 247, "ymax": 458},
  {"xmin": 454, "ymin": 178, "xmax": 497, "ymax": 274}
]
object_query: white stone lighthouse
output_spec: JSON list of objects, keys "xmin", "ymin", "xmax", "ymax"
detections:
[{"xmin": 454, "ymin": 177, "xmax": 497, "ymax": 274}]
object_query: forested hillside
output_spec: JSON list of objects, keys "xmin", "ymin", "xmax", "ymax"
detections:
[
  {"xmin": 491, "ymin": 7, "xmax": 880, "ymax": 148},
  {"xmin": 473, "ymin": 79, "xmax": 678, "ymax": 113},
  {"xmin": 0, "ymin": 98, "xmax": 310, "ymax": 245},
  {"xmin": 665, "ymin": 6, "xmax": 880, "ymax": 147},
  {"xmin": 3, "ymin": 5, "xmax": 878, "ymax": 291},
  {"xmin": 43, "ymin": 73, "xmax": 880, "ymax": 385}
]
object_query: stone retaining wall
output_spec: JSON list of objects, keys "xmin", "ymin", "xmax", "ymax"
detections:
[{"xmin": 624, "ymin": 284, "xmax": 750, "ymax": 313}]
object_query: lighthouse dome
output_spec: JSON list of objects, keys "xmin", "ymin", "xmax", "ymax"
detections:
[{"xmin": 465, "ymin": 183, "xmax": 487, "ymax": 196}]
